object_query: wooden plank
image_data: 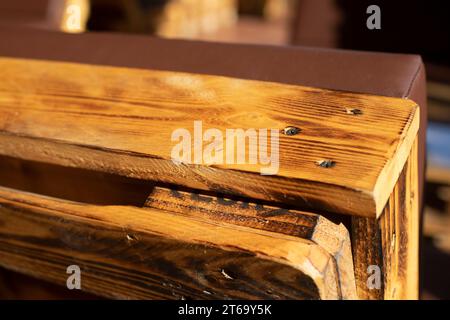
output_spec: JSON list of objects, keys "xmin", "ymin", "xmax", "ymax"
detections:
[
  {"xmin": 0, "ymin": 57, "xmax": 419, "ymax": 218},
  {"xmin": 0, "ymin": 266, "xmax": 97, "ymax": 299},
  {"xmin": 351, "ymin": 136, "xmax": 420, "ymax": 300},
  {"xmin": 0, "ymin": 186, "xmax": 346, "ymax": 299},
  {"xmin": 145, "ymin": 186, "xmax": 357, "ymax": 299},
  {"xmin": 427, "ymin": 166, "xmax": 450, "ymax": 185},
  {"xmin": 380, "ymin": 137, "xmax": 419, "ymax": 299},
  {"xmin": 351, "ymin": 216, "xmax": 384, "ymax": 299}
]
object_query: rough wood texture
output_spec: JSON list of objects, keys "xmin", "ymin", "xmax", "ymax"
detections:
[
  {"xmin": 380, "ymin": 137, "xmax": 419, "ymax": 299},
  {"xmin": 0, "ymin": 186, "xmax": 353, "ymax": 299},
  {"xmin": 145, "ymin": 186, "xmax": 357, "ymax": 299},
  {"xmin": 351, "ymin": 216, "xmax": 383, "ymax": 300},
  {"xmin": 0, "ymin": 57, "xmax": 419, "ymax": 218},
  {"xmin": 352, "ymin": 137, "xmax": 420, "ymax": 300}
]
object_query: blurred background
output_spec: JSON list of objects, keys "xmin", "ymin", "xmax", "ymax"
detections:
[{"xmin": 0, "ymin": 0, "xmax": 449, "ymax": 299}]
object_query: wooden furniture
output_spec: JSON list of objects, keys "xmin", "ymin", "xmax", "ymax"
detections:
[{"xmin": 0, "ymin": 28, "xmax": 424, "ymax": 300}]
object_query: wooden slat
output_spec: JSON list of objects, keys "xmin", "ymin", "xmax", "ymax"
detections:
[
  {"xmin": 380, "ymin": 137, "xmax": 419, "ymax": 299},
  {"xmin": 351, "ymin": 136, "xmax": 420, "ymax": 300},
  {"xmin": 0, "ymin": 57, "xmax": 419, "ymax": 218},
  {"xmin": 0, "ymin": 186, "xmax": 349, "ymax": 299},
  {"xmin": 351, "ymin": 216, "xmax": 384, "ymax": 299},
  {"xmin": 145, "ymin": 186, "xmax": 357, "ymax": 299}
]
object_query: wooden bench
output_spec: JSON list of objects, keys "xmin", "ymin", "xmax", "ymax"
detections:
[{"xmin": 0, "ymin": 27, "xmax": 425, "ymax": 299}]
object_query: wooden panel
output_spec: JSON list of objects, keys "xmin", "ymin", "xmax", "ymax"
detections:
[
  {"xmin": 0, "ymin": 186, "xmax": 350, "ymax": 299},
  {"xmin": 145, "ymin": 186, "xmax": 357, "ymax": 299},
  {"xmin": 0, "ymin": 57, "xmax": 419, "ymax": 218},
  {"xmin": 380, "ymin": 137, "xmax": 419, "ymax": 299},
  {"xmin": 351, "ymin": 136, "xmax": 420, "ymax": 300},
  {"xmin": 0, "ymin": 267, "xmax": 98, "ymax": 299},
  {"xmin": 351, "ymin": 216, "xmax": 383, "ymax": 300}
]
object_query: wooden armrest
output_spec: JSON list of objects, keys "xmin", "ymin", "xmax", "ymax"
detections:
[
  {"xmin": 0, "ymin": 49, "xmax": 421, "ymax": 300},
  {"xmin": 0, "ymin": 57, "xmax": 419, "ymax": 218}
]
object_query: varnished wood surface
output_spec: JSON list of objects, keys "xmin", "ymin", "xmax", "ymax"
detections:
[
  {"xmin": 380, "ymin": 138, "xmax": 419, "ymax": 299},
  {"xmin": 0, "ymin": 186, "xmax": 351, "ymax": 299},
  {"xmin": 351, "ymin": 216, "xmax": 383, "ymax": 300},
  {"xmin": 145, "ymin": 186, "xmax": 357, "ymax": 299},
  {"xmin": 0, "ymin": 267, "xmax": 98, "ymax": 299},
  {"xmin": 0, "ymin": 57, "xmax": 419, "ymax": 218},
  {"xmin": 351, "ymin": 137, "xmax": 420, "ymax": 300}
]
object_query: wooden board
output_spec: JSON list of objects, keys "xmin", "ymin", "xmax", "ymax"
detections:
[
  {"xmin": 0, "ymin": 57, "xmax": 419, "ymax": 218},
  {"xmin": 145, "ymin": 186, "xmax": 357, "ymax": 299},
  {"xmin": 351, "ymin": 216, "xmax": 383, "ymax": 299},
  {"xmin": 379, "ymin": 137, "xmax": 419, "ymax": 299},
  {"xmin": 0, "ymin": 185, "xmax": 355, "ymax": 299},
  {"xmin": 351, "ymin": 137, "xmax": 420, "ymax": 299}
]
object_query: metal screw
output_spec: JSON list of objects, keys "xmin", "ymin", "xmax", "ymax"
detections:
[
  {"xmin": 316, "ymin": 160, "xmax": 336, "ymax": 168},
  {"xmin": 282, "ymin": 126, "xmax": 301, "ymax": 136},
  {"xmin": 346, "ymin": 108, "xmax": 363, "ymax": 115}
]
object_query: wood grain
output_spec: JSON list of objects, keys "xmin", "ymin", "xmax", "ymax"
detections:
[
  {"xmin": 0, "ymin": 186, "xmax": 349, "ymax": 299},
  {"xmin": 145, "ymin": 186, "xmax": 357, "ymax": 299},
  {"xmin": 380, "ymin": 137, "xmax": 419, "ymax": 299},
  {"xmin": 351, "ymin": 216, "xmax": 383, "ymax": 300},
  {"xmin": 351, "ymin": 137, "xmax": 420, "ymax": 300},
  {"xmin": 0, "ymin": 57, "xmax": 419, "ymax": 218}
]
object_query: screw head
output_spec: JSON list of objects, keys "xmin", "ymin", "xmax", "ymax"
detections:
[{"xmin": 282, "ymin": 126, "xmax": 301, "ymax": 136}]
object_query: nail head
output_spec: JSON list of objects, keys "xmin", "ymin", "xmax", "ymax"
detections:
[{"xmin": 282, "ymin": 126, "xmax": 301, "ymax": 136}]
